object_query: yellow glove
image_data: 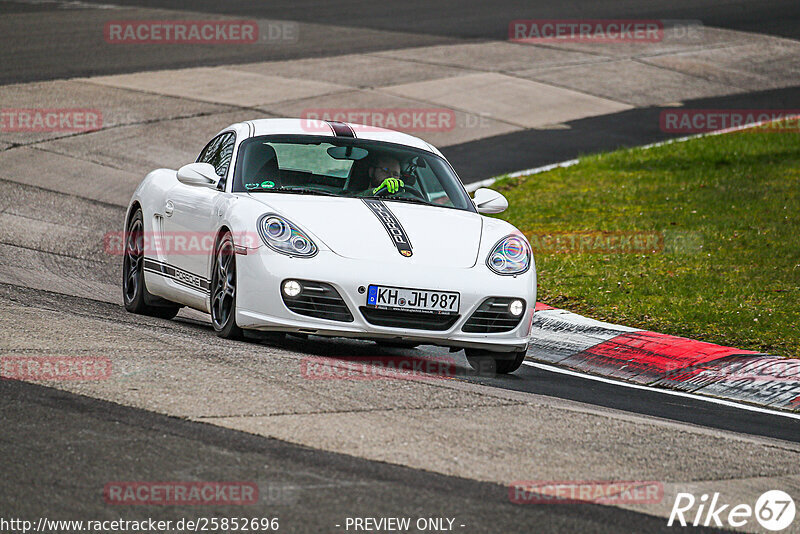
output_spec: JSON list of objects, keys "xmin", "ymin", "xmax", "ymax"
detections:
[{"xmin": 374, "ymin": 177, "xmax": 404, "ymax": 194}]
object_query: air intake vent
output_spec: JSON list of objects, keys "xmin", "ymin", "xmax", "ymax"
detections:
[
  {"xmin": 359, "ymin": 307, "xmax": 459, "ymax": 331},
  {"xmin": 282, "ymin": 280, "xmax": 353, "ymax": 322},
  {"xmin": 462, "ymin": 297, "xmax": 526, "ymax": 333}
]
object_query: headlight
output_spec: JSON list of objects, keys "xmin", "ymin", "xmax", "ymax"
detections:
[
  {"xmin": 486, "ymin": 234, "xmax": 531, "ymax": 275},
  {"xmin": 258, "ymin": 214, "xmax": 318, "ymax": 257}
]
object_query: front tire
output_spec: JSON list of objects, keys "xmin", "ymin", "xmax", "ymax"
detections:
[
  {"xmin": 465, "ymin": 348, "xmax": 526, "ymax": 375},
  {"xmin": 210, "ymin": 231, "xmax": 244, "ymax": 340},
  {"xmin": 122, "ymin": 208, "xmax": 180, "ymax": 319}
]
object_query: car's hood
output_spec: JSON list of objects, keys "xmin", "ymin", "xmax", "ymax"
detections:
[{"xmin": 248, "ymin": 195, "xmax": 482, "ymax": 268}]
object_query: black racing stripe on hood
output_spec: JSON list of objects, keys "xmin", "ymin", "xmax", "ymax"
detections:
[
  {"xmin": 362, "ymin": 199, "xmax": 413, "ymax": 257},
  {"xmin": 327, "ymin": 120, "xmax": 356, "ymax": 138}
]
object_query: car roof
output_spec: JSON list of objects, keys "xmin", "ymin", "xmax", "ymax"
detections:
[{"xmin": 218, "ymin": 118, "xmax": 444, "ymax": 157}]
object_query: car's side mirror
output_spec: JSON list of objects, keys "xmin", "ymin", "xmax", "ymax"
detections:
[
  {"xmin": 472, "ymin": 188, "xmax": 508, "ymax": 214},
  {"xmin": 177, "ymin": 163, "xmax": 220, "ymax": 188}
]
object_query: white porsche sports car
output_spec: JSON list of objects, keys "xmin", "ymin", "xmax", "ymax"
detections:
[{"xmin": 123, "ymin": 118, "xmax": 536, "ymax": 373}]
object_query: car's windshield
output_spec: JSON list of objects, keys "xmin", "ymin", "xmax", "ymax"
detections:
[{"xmin": 232, "ymin": 135, "xmax": 475, "ymax": 212}]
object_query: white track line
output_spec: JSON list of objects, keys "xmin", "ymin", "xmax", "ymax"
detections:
[{"xmin": 524, "ymin": 361, "xmax": 800, "ymax": 420}]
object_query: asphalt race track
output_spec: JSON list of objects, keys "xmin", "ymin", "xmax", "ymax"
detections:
[
  {"xmin": 2, "ymin": 0, "xmax": 799, "ymax": 84},
  {"xmin": 2, "ymin": 380, "xmax": 688, "ymax": 533},
  {"xmin": 1, "ymin": 1, "xmax": 799, "ymax": 533}
]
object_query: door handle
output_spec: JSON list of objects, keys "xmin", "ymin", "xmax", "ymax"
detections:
[{"xmin": 165, "ymin": 200, "xmax": 174, "ymax": 217}]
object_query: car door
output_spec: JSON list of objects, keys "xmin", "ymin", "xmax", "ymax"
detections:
[{"xmin": 161, "ymin": 132, "xmax": 235, "ymax": 302}]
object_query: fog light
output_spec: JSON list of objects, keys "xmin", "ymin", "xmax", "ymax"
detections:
[
  {"xmin": 509, "ymin": 299, "xmax": 524, "ymax": 316},
  {"xmin": 283, "ymin": 280, "xmax": 302, "ymax": 297}
]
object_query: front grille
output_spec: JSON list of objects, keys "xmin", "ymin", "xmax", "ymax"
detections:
[
  {"xmin": 359, "ymin": 307, "xmax": 460, "ymax": 331},
  {"xmin": 462, "ymin": 297, "xmax": 526, "ymax": 333},
  {"xmin": 282, "ymin": 280, "xmax": 353, "ymax": 322}
]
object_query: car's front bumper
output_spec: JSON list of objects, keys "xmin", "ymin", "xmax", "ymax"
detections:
[{"xmin": 234, "ymin": 248, "xmax": 536, "ymax": 352}]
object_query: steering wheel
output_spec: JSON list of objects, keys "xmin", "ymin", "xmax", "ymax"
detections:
[{"xmin": 373, "ymin": 183, "xmax": 426, "ymax": 200}]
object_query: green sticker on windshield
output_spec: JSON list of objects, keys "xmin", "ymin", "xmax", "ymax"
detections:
[{"xmin": 245, "ymin": 181, "xmax": 275, "ymax": 190}]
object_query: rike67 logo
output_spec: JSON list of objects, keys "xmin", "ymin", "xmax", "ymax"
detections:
[{"xmin": 668, "ymin": 490, "xmax": 795, "ymax": 531}]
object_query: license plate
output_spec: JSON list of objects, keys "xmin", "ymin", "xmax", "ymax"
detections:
[{"xmin": 366, "ymin": 285, "xmax": 459, "ymax": 315}]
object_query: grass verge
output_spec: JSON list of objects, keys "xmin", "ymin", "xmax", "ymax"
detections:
[{"xmin": 494, "ymin": 124, "xmax": 799, "ymax": 357}]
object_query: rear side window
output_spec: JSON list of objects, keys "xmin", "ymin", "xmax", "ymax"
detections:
[{"xmin": 197, "ymin": 132, "xmax": 236, "ymax": 178}]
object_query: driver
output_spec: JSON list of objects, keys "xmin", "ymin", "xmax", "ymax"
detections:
[{"xmin": 359, "ymin": 155, "xmax": 404, "ymax": 196}]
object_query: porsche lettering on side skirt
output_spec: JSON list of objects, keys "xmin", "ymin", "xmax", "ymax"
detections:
[
  {"xmin": 362, "ymin": 199, "xmax": 413, "ymax": 257},
  {"xmin": 143, "ymin": 259, "xmax": 209, "ymax": 293}
]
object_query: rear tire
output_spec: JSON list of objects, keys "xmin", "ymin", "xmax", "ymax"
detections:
[
  {"xmin": 122, "ymin": 208, "xmax": 181, "ymax": 320},
  {"xmin": 465, "ymin": 348, "xmax": 526, "ymax": 375},
  {"xmin": 210, "ymin": 231, "xmax": 244, "ymax": 340}
]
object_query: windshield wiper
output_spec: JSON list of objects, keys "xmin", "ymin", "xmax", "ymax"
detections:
[
  {"xmin": 364, "ymin": 196, "xmax": 433, "ymax": 207},
  {"xmin": 278, "ymin": 187, "xmax": 341, "ymax": 197},
  {"xmin": 244, "ymin": 187, "xmax": 275, "ymax": 192},
  {"xmin": 247, "ymin": 187, "xmax": 340, "ymax": 197}
]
